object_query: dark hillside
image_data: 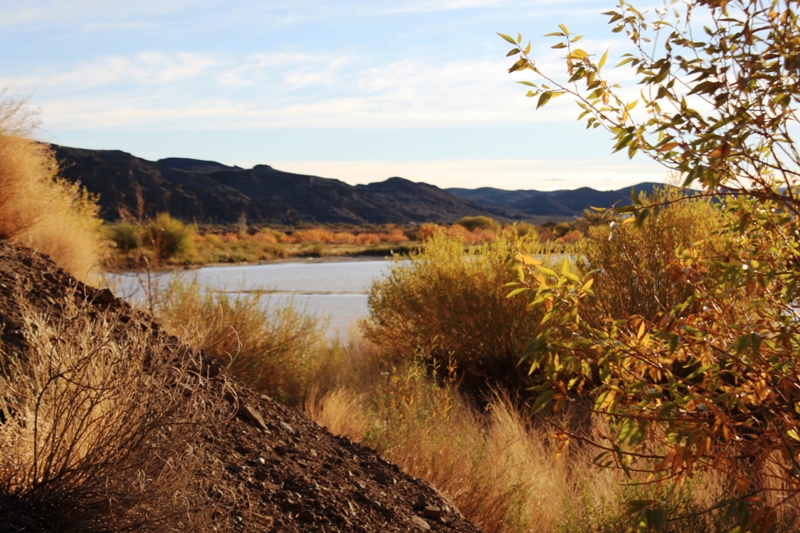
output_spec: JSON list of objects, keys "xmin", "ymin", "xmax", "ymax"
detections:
[
  {"xmin": 53, "ymin": 145, "xmax": 492, "ymax": 225},
  {"xmin": 447, "ymin": 182, "xmax": 666, "ymax": 218},
  {"xmin": 0, "ymin": 241, "xmax": 482, "ymax": 532}
]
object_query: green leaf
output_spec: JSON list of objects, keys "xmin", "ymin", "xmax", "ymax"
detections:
[
  {"xmin": 536, "ymin": 265, "xmax": 558, "ymax": 277},
  {"xmin": 530, "ymin": 388, "xmax": 555, "ymax": 414},
  {"xmin": 507, "ymin": 287, "xmax": 528, "ymax": 298},
  {"xmin": 537, "ymin": 91, "xmax": 553, "ymax": 109}
]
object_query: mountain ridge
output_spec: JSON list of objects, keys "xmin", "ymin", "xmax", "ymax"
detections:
[{"xmin": 53, "ymin": 145, "xmax": 664, "ymax": 225}]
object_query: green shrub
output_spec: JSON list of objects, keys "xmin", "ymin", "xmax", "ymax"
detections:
[
  {"xmin": 455, "ymin": 215, "xmax": 500, "ymax": 233},
  {"xmin": 363, "ymin": 229, "xmax": 552, "ymax": 401},
  {"xmin": 144, "ymin": 213, "xmax": 196, "ymax": 262}
]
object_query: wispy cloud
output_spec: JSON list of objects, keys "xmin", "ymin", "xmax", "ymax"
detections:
[{"xmin": 4, "ymin": 52, "xmax": 216, "ymax": 91}]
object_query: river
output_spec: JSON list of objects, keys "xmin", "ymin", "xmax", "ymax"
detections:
[{"xmin": 106, "ymin": 259, "xmax": 395, "ymax": 337}]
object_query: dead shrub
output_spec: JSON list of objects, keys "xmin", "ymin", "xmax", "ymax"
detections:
[{"xmin": 0, "ymin": 281, "xmax": 221, "ymax": 532}]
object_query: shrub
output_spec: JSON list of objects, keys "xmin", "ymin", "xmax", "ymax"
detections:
[
  {"xmin": 455, "ymin": 215, "xmax": 500, "ymax": 233},
  {"xmin": 155, "ymin": 279, "xmax": 327, "ymax": 406},
  {"xmin": 297, "ymin": 227, "xmax": 334, "ymax": 243},
  {"xmin": 577, "ymin": 186, "xmax": 727, "ymax": 321},
  {"xmin": 0, "ymin": 281, "xmax": 217, "ymax": 531},
  {"xmin": 363, "ymin": 230, "xmax": 551, "ymax": 401},
  {"xmin": 0, "ymin": 102, "xmax": 103, "ymax": 281}
]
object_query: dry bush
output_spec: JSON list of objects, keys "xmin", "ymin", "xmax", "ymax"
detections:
[
  {"xmin": 578, "ymin": 186, "xmax": 727, "ymax": 320},
  {"xmin": 297, "ymin": 228, "xmax": 334, "ymax": 243},
  {"xmin": 333, "ymin": 231, "xmax": 356, "ymax": 244},
  {"xmin": 0, "ymin": 133, "xmax": 102, "ymax": 282},
  {"xmin": 380, "ymin": 229, "xmax": 410, "ymax": 243},
  {"xmin": 254, "ymin": 230, "xmax": 279, "ymax": 243},
  {"xmin": 0, "ymin": 282, "xmax": 220, "ymax": 532},
  {"xmin": 155, "ymin": 279, "xmax": 327, "ymax": 406},
  {"xmin": 415, "ymin": 223, "xmax": 441, "ymax": 241},
  {"xmin": 364, "ymin": 230, "xmax": 550, "ymax": 401},
  {"xmin": 355, "ymin": 233, "xmax": 380, "ymax": 245}
]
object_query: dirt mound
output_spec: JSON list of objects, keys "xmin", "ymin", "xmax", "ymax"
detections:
[{"xmin": 0, "ymin": 242, "xmax": 482, "ymax": 533}]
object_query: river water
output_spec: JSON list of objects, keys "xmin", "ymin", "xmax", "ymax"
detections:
[{"xmin": 107, "ymin": 260, "xmax": 395, "ymax": 337}]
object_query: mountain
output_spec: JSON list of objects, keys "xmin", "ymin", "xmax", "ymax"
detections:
[
  {"xmin": 53, "ymin": 146, "xmax": 491, "ymax": 225},
  {"xmin": 446, "ymin": 183, "xmax": 665, "ymax": 219},
  {"xmin": 53, "ymin": 144, "xmax": 664, "ymax": 225}
]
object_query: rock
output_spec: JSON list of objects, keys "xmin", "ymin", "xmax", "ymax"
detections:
[
  {"xmin": 238, "ymin": 403, "xmax": 268, "ymax": 431},
  {"xmin": 411, "ymin": 515, "xmax": 432, "ymax": 531},
  {"xmin": 279, "ymin": 421, "xmax": 296, "ymax": 435},
  {"xmin": 422, "ymin": 505, "xmax": 444, "ymax": 520}
]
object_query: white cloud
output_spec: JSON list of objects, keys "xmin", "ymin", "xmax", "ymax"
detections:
[{"xmin": 4, "ymin": 52, "xmax": 216, "ymax": 91}]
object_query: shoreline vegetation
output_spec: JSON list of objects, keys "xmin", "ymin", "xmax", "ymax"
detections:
[{"xmin": 102, "ymin": 213, "xmax": 591, "ymax": 270}]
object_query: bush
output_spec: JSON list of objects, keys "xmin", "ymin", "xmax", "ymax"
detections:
[
  {"xmin": 455, "ymin": 215, "xmax": 500, "ymax": 233},
  {"xmin": 578, "ymin": 186, "xmax": 727, "ymax": 321},
  {"xmin": 143, "ymin": 213, "xmax": 196, "ymax": 262},
  {"xmin": 0, "ymin": 281, "xmax": 217, "ymax": 531},
  {"xmin": 0, "ymin": 100, "xmax": 103, "ymax": 281},
  {"xmin": 363, "ymin": 229, "xmax": 551, "ymax": 401},
  {"xmin": 155, "ymin": 279, "xmax": 327, "ymax": 406}
]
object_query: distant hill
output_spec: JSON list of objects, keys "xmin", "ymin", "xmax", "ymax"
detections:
[
  {"xmin": 53, "ymin": 146, "xmax": 491, "ymax": 225},
  {"xmin": 446, "ymin": 183, "xmax": 666, "ymax": 219},
  {"xmin": 53, "ymin": 145, "xmax": 664, "ymax": 225}
]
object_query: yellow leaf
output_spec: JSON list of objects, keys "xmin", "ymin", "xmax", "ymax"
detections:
[
  {"xmin": 515, "ymin": 253, "xmax": 542, "ymax": 266},
  {"xmin": 598, "ymin": 48, "xmax": 609, "ymax": 70}
]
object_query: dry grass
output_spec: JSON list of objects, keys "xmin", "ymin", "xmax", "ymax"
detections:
[
  {"xmin": 0, "ymin": 281, "xmax": 222, "ymax": 532},
  {"xmin": 154, "ymin": 279, "xmax": 327, "ymax": 406},
  {"xmin": 304, "ymin": 351, "xmax": 760, "ymax": 533},
  {"xmin": 0, "ymin": 104, "xmax": 103, "ymax": 282}
]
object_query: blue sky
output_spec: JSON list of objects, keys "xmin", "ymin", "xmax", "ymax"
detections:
[{"xmin": 1, "ymin": 0, "xmax": 667, "ymax": 190}]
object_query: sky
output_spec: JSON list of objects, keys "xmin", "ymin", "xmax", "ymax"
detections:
[{"xmin": 0, "ymin": 0, "xmax": 670, "ymax": 191}]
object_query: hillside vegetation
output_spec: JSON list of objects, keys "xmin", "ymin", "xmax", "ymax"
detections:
[{"xmin": 0, "ymin": 101, "xmax": 102, "ymax": 281}]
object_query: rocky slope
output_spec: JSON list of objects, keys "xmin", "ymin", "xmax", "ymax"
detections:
[{"xmin": 0, "ymin": 242, "xmax": 482, "ymax": 533}]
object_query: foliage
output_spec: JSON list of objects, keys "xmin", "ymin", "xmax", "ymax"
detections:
[
  {"xmin": 363, "ymin": 229, "xmax": 552, "ymax": 401},
  {"xmin": 0, "ymin": 97, "xmax": 103, "ymax": 281},
  {"xmin": 155, "ymin": 279, "xmax": 327, "ymax": 406},
  {"xmin": 578, "ymin": 186, "xmax": 728, "ymax": 320},
  {"xmin": 106, "ymin": 213, "xmax": 197, "ymax": 266},
  {"xmin": 503, "ymin": 0, "xmax": 800, "ymax": 528},
  {"xmin": 455, "ymin": 215, "xmax": 501, "ymax": 233}
]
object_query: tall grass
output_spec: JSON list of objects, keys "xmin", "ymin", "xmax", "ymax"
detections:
[
  {"xmin": 0, "ymin": 280, "xmax": 220, "ymax": 532},
  {"xmin": 0, "ymin": 97, "xmax": 103, "ymax": 282},
  {"xmin": 154, "ymin": 279, "xmax": 328, "ymax": 406},
  {"xmin": 305, "ymin": 357, "xmax": 752, "ymax": 533}
]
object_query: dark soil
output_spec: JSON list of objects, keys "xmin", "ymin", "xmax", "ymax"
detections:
[{"xmin": 0, "ymin": 242, "xmax": 482, "ymax": 533}]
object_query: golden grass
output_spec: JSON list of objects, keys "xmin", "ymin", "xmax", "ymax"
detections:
[
  {"xmin": 304, "ymin": 352, "xmax": 765, "ymax": 533},
  {"xmin": 0, "ymin": 125, "xmax": 103, "ymax": 282}
]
